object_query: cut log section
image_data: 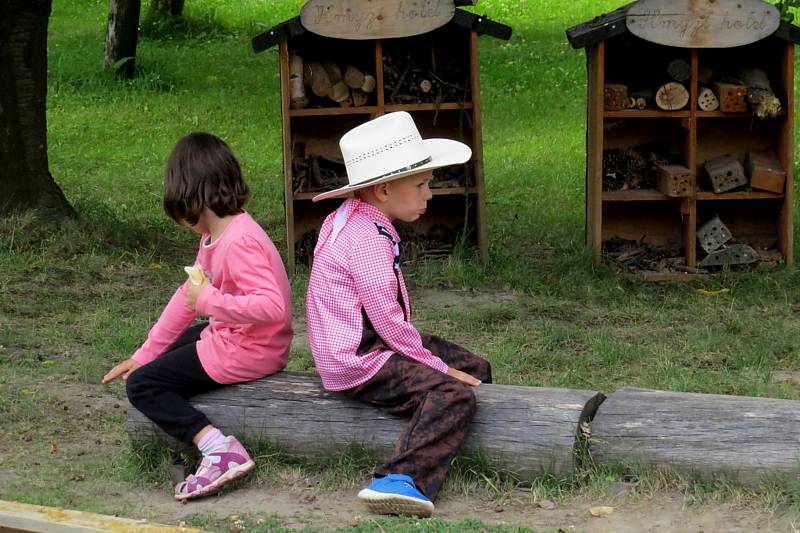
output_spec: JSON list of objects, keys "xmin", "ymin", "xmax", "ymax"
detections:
[
  {"xmin": 128, "ymin": 372, "xmax": 605, "ymax": 479},
  {"xmin": 361, "ymin": 74, "xmax": 376, "ymax": 93},
  {"xmin": 591, "ymin": 388, "xmax": 800, "ymax": 483},
  {"xmin": 697, "ymin": 87, "xmax": 719, "ymax": 111},
  {"xmin": 666, "ymin": 58, "xmax": 690, "ymax": 82},
  {"xmin": 738, "ymin": 67, "xmax": 781, "ymax": 118},
  {"xmin": 304, "ymin": 60, "xmax": 331, "ymax": 98},
  {"xmin": 655, "ymin": 82, "xmax": 689, "ymax": 111},
  {"xmin": 289, "ymin": 52, "xmax": 308, "ymax": 109},
  {"xmin": 323, "ymin": 61, "xmax": 350, "ymax": 102},
  {"xmin": 343, "ymin": 64, "xmax": 365, "ymax": 89}
]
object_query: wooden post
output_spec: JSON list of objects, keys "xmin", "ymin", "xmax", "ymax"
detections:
[
  {"xmin": 128, "ymin": 372, "xmax": 605, "ymax": 479},
  {"xmin": 591, "ymin": 388, "xmax": 800, "ymax": 483},
  {"xmin": 279, "ymin": 42, "xmax": 295, "ymax": 274},
  {"xmin": 586, "ymin": 43, "xmax": 604, "ymax": 264},
  {"xmin": 778, "ymin": 42, "xmax": 794, "ymax": 266}
]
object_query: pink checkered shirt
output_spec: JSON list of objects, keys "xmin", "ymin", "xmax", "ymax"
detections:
[{"xmin": 306, "ymin": 198, "xmax": 449, "ymax": 391}]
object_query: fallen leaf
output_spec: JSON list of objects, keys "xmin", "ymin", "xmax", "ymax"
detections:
[
  {"xmin": 146, "ymin": 262, "xmax": 162, "ymax": 270},
  {"xmin": 538, "ymin": 499, "xmax": 556, "ymax": 510},
  {"xmin": 49, "ymin": 443, "xmax": 59, "ymax": 455},
  {"xmin": 589, "ymin": 505, "xmax": 614, "ymax": 517},
  {"xmin": 696, "ymin": 288, "xmax": 730, "ymax": 297}
]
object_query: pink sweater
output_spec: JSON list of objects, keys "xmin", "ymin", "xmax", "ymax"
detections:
[{"xmin": 132, "ymin": 212, "xmax": 292, "ymax": 384}]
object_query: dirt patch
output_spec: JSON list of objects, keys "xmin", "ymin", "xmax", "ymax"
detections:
[{"xmin": 127, "ymin": 485, "xmax": 794, "ymax": 532}]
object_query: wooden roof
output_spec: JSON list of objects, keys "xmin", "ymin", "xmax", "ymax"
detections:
[
  {"xmin": 252, "ymin": 9, "xmax": 512, "ymax": 54},
  {"xmin": 565, "ymin": 1, "xmax": 800, "ymax": 49}
]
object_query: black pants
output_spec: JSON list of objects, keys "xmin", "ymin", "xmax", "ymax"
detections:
[
  {"xmin": 126, "ymin": 323, "xmax": 222, "ymax": 444},
  {"xmin": 344, "ymin": 335, "xmax": 492, "ymax": 501}
]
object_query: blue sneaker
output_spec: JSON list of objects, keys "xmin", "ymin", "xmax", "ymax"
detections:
[{"xmin": 357, "ymin": 474, "xmax": 434, "ymax": 517}]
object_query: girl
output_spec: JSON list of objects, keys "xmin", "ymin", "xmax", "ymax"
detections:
[{"xmin": 103, "ymin": 132, "xmax": 293, "ymax": 501}]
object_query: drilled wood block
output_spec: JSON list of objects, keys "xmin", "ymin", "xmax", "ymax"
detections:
[
  {"xmin": 655, "ymin": 164, "xmax": 692, "ymax": 197},
  {"xmin": 703, "ymin": 154, "xmax": 747, "ymax": 193},
  {"xmin": 696, "ymin": 214, "xmax": 732, "ymax": 254},
  {"xmin": 745, "ymin": 151, "xmax": 786, "ymax": 194},
  {"xmin": 713, "ymin": 82, "xmax": 748, "ymax": 113},
  {"xmin": 604, "ymin": 83, "xmax": 629, "ymax": 111}
]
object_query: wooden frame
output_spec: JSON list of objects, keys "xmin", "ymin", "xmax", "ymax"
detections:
[
  {"xmin": 278, "ymin": 25, "xmax": 488, "ymax": 273},
  {"xmin": 585, "ymin": 36, "xmax": 794, "ymax": 270}
]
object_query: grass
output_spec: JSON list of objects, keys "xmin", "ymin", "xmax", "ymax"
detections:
[{"xmin": 1, "ymin": 0, "xmax": 800, "ymax": 529}]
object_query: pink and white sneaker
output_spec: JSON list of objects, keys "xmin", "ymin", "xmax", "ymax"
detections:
[{"xmin": 174, "ymin": 436, "xmax": 255, "ymax": 501}]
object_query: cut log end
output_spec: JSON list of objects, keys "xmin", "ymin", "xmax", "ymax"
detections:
[{"xmin": 655, "ymin": 82, "xmax": 689, "ymax": 111}]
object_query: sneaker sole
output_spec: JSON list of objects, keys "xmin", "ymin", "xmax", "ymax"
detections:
[
  {"xmin": 357, "ymin": 488, "xmax": 434, "ymax": 517},
  {"xmin": 174, "ymin": 460, "xmax": 255, "ymax": 501}
]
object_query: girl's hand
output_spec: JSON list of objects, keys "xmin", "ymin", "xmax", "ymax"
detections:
[
  {"xmin": 447, "ymin": 367, "xmax": 481, "ymax": 387},
  {"xmin": 102, "ymin": 358, "xmax": 141, "ymax": 384},
  {"xmin": 185, "ymin": 278, "xmax": 209, "ymax": 310}
]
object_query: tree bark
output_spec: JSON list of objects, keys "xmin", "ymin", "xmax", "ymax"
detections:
[
  {"xmin": 104, "ymin": 0, "xmax": 141, "ymax": 78},
  {"xmin": 0, "ymin": 0, "xmax": 74, "ymax": 218}
]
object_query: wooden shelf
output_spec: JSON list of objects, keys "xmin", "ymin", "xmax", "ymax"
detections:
[
  {"xmin": 602, "ymin": 189, "xmax": 674, "ymax": 201},
  {"xmin": 385, "ymin": 103, "xmax": 474, "ymax": 112},
  {"xmin": 696, "ymin": 191, "xmax": 784, "ymax": 200},
  {"xmin": 697, "ymin": 110, "xmax": 786, "ymax": 118},
  {"xmin": 604, "ymin": 110, "xmax": 689, "ymax": 118},
  {"xmin": 289, "ymin": 107, "xmax": 377, "ymax": 117}
]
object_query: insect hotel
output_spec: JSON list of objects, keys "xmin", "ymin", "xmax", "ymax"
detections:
[
  {"xmin": 567, "ymin": 0, "xmax": 797, "ymax": 277},
  {"xmin": 251, "ymin": 1, "xmax": 511, "ymax": 272}
]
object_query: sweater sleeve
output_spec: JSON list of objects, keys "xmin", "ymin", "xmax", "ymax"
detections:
[
  {"xmin": 350, "ymin": 234, "xmax": 449, "ymax": 374},
  {"xmin": 131, "ymin": 283, "xmax": 197, "ymax": 365},
  {"xmin": 195, "ymin": 236, "xmax": 287, "ymax": 325}
]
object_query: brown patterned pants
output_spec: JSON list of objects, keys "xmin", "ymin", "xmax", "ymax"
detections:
[{"xmin": 344, "ymin": 335, "xmax": 492, "ymax": 501}]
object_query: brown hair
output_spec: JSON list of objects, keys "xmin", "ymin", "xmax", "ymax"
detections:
[{"xmin": 163, "ymin": 132, "xmax": 250, "ymax": 226}]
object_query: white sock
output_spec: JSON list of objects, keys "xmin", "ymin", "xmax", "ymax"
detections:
[{"xmin": 197, "ymin": 428, "xmax": 226, "ymax": 455}]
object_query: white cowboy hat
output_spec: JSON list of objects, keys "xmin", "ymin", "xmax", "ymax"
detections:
[{"xmin": 312, "ymin": 111, "xmax": 471, "ymax": 202}]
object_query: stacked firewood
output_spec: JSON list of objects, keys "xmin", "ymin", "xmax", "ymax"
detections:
[
  {"xmin": 289, "ymin": 52, "xmax": 376, "ymax": 109},
  {"xmin": 604, "ymin": 59, "xmax": 691, "ymax": 111},
  {"xmin": 430, "ymin": 163, "xmax": 473, "ymax": 188},
  {"xmin": 602, "ymin": 145, "xmax": 668, "ymax": 191},
  {"xmin": 291, "ymin": 141, "xmax": 347, "ymax": 194},
  {"xmin": 603, "ymin": 238, "xmax": 688, "ymax": 274},
  {"xmin": 383, "ymin": 49, "xmax": 471, "ymax": 105},
  {"xmin": 395, "ymin": 223, "xmax": 459, "ymax": 262}
]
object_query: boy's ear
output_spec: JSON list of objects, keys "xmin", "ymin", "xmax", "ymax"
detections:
[{"xmin": 372, "ymin": 182, "xmax": 390, "ymax": 202}]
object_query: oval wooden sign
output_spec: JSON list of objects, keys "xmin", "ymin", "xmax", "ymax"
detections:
[
  {"xmin": 300, "ymin": 0, "xmax": 456, "ymax": 40},
  {"xmin": 626, "ymin": 0, "xmax": 780, "ymax": 48}
]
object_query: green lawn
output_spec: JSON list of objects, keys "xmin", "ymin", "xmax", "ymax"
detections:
[{"xmin": 1, "ymin": 0, "xmax": 799, "ymax": 528}]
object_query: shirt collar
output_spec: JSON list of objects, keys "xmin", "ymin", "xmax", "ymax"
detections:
[{"xmin": 353, "ymin": 198, "xmax": 401, "ymax": 242}]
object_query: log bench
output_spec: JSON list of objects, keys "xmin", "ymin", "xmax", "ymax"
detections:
[
  {"xmin": 127, "ymin": 371, "xmax": 605, "ymax": 479},
  {"xmin": 591, "ymin": 388, "xmax": 800, "ymax": 483}
]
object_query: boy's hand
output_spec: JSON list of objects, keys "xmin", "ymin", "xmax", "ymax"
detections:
[
  {"xmin": 102, "ymin": 358, "xmax": 141, "ymax": 384},
  {"xmin": 447, "ymin": 367, "xmax": 481, "ymax": 387},
  {"xmin": 185, "ymin": 278, "xmax": 209, "ymax": 310}
]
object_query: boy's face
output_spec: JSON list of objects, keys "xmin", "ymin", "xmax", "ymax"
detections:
[{"xmin": 381, "ymin": 171, "xmax": 434, "ymax": 222}]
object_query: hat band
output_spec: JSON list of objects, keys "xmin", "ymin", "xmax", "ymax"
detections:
[{"xmin": 353, "ymin": 156, "xmax": 432, "ymax": 186}]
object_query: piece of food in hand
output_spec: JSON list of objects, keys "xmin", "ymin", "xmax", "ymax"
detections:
[{"xmin": 183, "ymin": 265, "xmax": 206, "ymax": 285}]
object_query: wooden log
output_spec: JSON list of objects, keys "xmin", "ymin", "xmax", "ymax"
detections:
[
  {"xmin": 343, "ymin": 64, "xmax": 365, "ymax": 89},
  {"xmin": 655, "ymin": 82, "xmax": 689, "ymax": 110},
  {"xmin": 604, "ymin": 83, "xmax": 628, "ymax": 111},
  {"xmin": 745, "ymin": 151, "xmax": 786, "ymax": 193},
  {"xmin": 714, "ymin": 82, "xmax": 748, "ymax": 113},
  {"xmin": 655, "ymin": 164, "xmax": 692, "ymax": 197},
  {"xmin": 127, "ymin": 372, "xmax": 605, "ymax": 479},
  {"xmin": 591, "ymin": 388, "xmax": 800, "ymax": 484},
  {"xmin": 289, "ymin": 52, "xmax": 308, "ymax": 109},
  {"xmin": 324, "ymin": 61, "xmax": 350, "ymax": 102},
  {"xmin": 666, "ymin": 58, "xmax": 691, "ymax": 82},
  {"xmin": 697, "ymin": 86, "xmax": 719, "ymax": 111},
  {"xmin": 351, "ymin": 88, "xmax": 369, "ymax": 107},
  {"xmin": 360, "ymin": 73, "xmax": 376, "ymax": 93},
  {"xmin": 305, "ymin": 60, "xmax": 331, "ymax": 98}
]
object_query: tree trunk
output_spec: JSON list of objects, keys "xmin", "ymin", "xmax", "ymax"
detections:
[
  {"xmin": 148, "ymin": 0, "xmax": 185, "ymax": 18},
  {"xmin": 104, "ymin": 0, "xmax": 141, "ymax": 78},
  {"xmin": 0, "ymin": 0, "xmax": 74, "ymax": 218}
]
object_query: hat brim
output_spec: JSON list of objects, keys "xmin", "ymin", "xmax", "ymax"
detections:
[{"xmin": 311, "ymin": 138, "xmax": 471, "ymax": 202}]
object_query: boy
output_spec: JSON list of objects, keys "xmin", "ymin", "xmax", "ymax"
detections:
[{"xmin": 306, "ymin": 112, "xmax": 492, "ymax": 517}]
